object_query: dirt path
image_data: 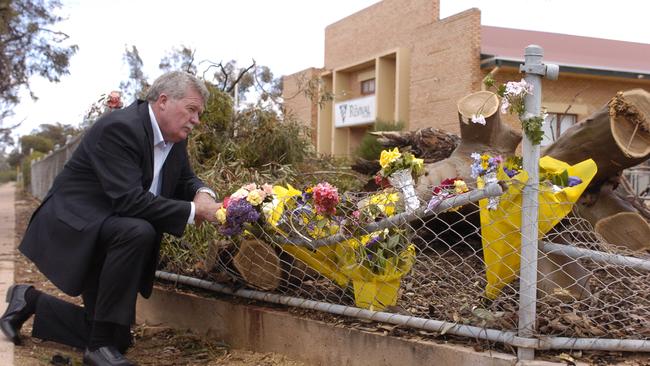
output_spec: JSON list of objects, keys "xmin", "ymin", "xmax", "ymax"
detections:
[{"xmin": 11, "ymin": 187, "xmax": 307, "ymax": 366}]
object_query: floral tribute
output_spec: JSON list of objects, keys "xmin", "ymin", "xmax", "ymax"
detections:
[
  {"xmin": 470, "ymin": 152, "xmax": 504, "ymax": 210},
  {"xmin": 215, "ymin": 183, "xmax": 274, "ymax": 236},
  {"xmin": 215, "ymin": 180, "xmax": 418, "ymax": 310},
  {"xmin": 481, "ymin": 76, "xmax": 547, "ymax": 145},
  {"xmin": 84, "ymin": 91, "xmax": 124, "ymax": 125},
  {"xmin": 375, "ymin": 148, "xmax": 424, "ymax": 213},
  {"xmin": 426, "ymin": 177, "xmax": 469, "ymax": 212},
  {"xmin": 376, "ymin": 147, "xmax": 424, "ymax": 180}
]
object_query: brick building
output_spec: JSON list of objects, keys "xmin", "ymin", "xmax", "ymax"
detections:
[{"xmin": 282, "ymin": 0, "xmax": 650, "ymax": 156}]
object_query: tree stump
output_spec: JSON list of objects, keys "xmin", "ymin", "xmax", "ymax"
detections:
[
  {"xmin": 233, "ymin": 239, "xmax": 283, "ymax": 291},
  {"xmin": 416, "ymin": 91, "xmax": 521, "ymax": 200}
]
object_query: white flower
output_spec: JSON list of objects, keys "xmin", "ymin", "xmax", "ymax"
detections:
[
  {"xmin": 500, "ymin": 98, "xmax": 510, "ymax": 114},
  {"xmin": 262, "ymin": 202, "xmax": 275, "ymax": 217},
  {"xmin": 471, "ymin": 114, "xmax": 486, "ymax": 125}
]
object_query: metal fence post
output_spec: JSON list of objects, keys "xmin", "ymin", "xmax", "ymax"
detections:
[{"xmin": 517, "ymin": 45, "xmax": 559, "ymax": 360}]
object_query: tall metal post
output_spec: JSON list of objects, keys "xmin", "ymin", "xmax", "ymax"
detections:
[{"xmin": 517, "ymin": 45, "xmax": 559, "ymax": 360}]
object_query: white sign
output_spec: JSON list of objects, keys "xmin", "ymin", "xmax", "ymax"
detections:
[{"xmin": 334, "ymin": 96, "xmax": 376, "ymax": 128}]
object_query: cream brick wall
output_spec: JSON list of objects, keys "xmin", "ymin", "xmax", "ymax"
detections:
[
  {"xmin": 407, "ymin": 9, "xmax": 481, "ymax": 134},
  {"xmin": 324, "ymin": 0, "xmax": 440, "ymax": 70},
  {"xmin": 282, "ymin": 68, "xmax": 321, "ymax": 146}
]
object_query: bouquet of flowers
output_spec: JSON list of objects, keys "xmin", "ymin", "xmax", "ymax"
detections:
[
  {"xmin": 471, "ymin": 152, "xmax": 503, "ymax": 210},
  {"xmin": 355, "ymin": 228, "xmax": 413, "ymax": 274},
  {"xmin": 376, "ymin": 148, "xmax": 424, "ymax": 213},
  {"xmin": 377, "ymin": 148, "xmax": 424, "ymax": 179},
  {"xmin": 215, "ymin": 183, "xmax": 274, "ymax": 236},
  {"xmin": 426, "ymin": 177, "xmax": 469, "ymax": 212}
]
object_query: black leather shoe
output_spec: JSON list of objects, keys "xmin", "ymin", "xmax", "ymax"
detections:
[
  {"xmin": 0, "ymin": 284, "xmax": 34, "ymax": 345},
  {"xmin": 83, "ymin": 346, "xmax": 135, "ymax": 366}
]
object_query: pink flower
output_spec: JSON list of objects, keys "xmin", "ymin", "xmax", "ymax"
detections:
[
  {"xmin": 312, "ymin": 182, "xmax": 339, "ymax": 216},
  {"xmin": 243, "ymin": 183, "xmax": 257, "ymax": 191},
  {"xmin": 223, "ymin": 196, "xmax": 232, "ymax": 209},
  {"xmin": 262, "ymin": 183, "xmax": 273, "ymax": 195},
  {"xmin": 106, "ymin": 91, "xmax": 123, "ymax": 109}
]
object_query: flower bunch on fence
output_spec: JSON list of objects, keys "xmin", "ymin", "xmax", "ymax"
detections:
[
  {"xmin": 481, "ymin": 76, "xmax": 547, "ymax": 145},
  {"xmin": 215, "ymin": 179, "xmax": 417, "ymax": 310},
  {"xmin": 426, "ymin": 177, "xmax": 469, "ymax": 211},
  {"xmin": 215, "ymin": 183, "xmax": 274, "ymax": 236},
  {"xmin": 375, "ymin": 148, "xmax": 424, "ymax": 213}
]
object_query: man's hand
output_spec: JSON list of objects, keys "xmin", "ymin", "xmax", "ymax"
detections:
[{"xmin": 193, "ymin": 192, "xmax": 221, "ymax": 225}]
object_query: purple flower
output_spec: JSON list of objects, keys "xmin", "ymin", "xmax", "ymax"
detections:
[
  {"xmin": 503, "ymin": 167, "xmax": 518, "ymax": 178},
  {"xmin": 220, "ymin": 199, "xmax": 260, "ymax": 236},
  {"xmin": 567, "ymin": 176, "xmax": 582, "ymax": 187}
]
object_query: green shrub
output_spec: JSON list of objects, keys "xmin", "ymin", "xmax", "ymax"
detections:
[
  {"xmin": 0, "ymin": 169, "xmax": 16, "ymax": 183},
  {"xmin": 20, "ymin": 151, "xmax": 45, "ymax": 190},
  {"xmin": 355, "ymin": 120, "xmax": 405, "ymax": 161}
]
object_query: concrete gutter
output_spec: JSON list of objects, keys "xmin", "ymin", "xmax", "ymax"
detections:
[{"xmin": 137, "ymin": 287, "xmax": 569, "ymax": 366}]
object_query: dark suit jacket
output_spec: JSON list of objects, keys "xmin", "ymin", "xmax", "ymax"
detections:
[{"xmin": 19, "ymin": 100, "xmax": 205, "ymax": 298}]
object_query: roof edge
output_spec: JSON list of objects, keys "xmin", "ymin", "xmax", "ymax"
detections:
[{"xmin": 480, "ymin": 55, "xmax": 650, "ymax": 81}]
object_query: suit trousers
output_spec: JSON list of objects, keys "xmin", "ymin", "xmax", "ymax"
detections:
[{"xmin": 30, "ymin": 216, "xmax": 157, "ymax": 349}]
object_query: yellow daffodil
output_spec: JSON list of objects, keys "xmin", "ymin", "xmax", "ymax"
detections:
[{"xmin": 379, "ymin": 148, "xmax": 401, "ymax": 169}]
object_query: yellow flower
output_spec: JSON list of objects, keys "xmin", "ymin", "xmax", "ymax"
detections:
[
  {"xmin": 369, "ymin": 192, "xmax": 400, "ymax": 216},
  {"xmin": 214, "ymin": 207, "xmax": 227, "ymax": 224},
  {"xmin": 246, "ymin": 189, "xmax": 264, "ymax": 206},
  {"xmin": 454, "ymin": 179, "xmax": 469, "ymax": 194},
  {"xmin": 379, "ymin": 148, "xmax": 401, "ymax": 169}
]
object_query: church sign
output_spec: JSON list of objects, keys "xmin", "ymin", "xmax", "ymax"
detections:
[{"xmin": 334, "ymin": 96, "xmax": 376, "ymax": 128}]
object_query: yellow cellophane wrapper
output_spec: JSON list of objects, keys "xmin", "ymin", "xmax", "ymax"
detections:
[
  {"xmin": 270, "ymin": 186, "xmax": 415, "ymax": 309},
  {"xmin": 479, "ymin": 156, "xmax": 597, "ymax": 299}
]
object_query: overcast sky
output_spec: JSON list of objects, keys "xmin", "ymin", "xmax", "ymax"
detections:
[{"xmin": 6, "ymin": 0, "xmax": 649, "ymax": 138}]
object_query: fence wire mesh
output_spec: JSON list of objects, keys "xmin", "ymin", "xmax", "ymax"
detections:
[{"xmin": 164, "ymin": 179, "xmax": 650, "ymax": 349}]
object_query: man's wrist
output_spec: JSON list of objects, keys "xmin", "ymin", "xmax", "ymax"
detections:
[{"xmin": 197, "ymin": 187, "xmax": 217, "ymax": 201}]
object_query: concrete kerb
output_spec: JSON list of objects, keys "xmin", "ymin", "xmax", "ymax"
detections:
[
  {"xmin": 136, "ymin": 286, "xmax": 568, "ymax": 366},
  {"xmin": 0, "ymin": 183, "xmax": 16, "ymax": 365}
]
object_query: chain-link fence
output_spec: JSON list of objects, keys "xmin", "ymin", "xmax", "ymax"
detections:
[{"xmin": 158, "ymin": 176, "xmax": 650, "ymax": 354}]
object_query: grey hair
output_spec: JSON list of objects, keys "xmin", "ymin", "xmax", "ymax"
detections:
[{"xmin": 145, "ymin": 71, "xmax": 210, "ymax": 104}]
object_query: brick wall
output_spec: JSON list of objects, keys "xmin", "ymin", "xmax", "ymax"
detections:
[
  {"xmin": 282, "ymin": 68, "xmax": 321, "ymax": 146},
  {"xmin": 324, "ymin": 0, "xmax": 440, "ymax": 70},
  {"xmin": 408, "ymin": 9, "xmax": 481, "ymax": 134}
]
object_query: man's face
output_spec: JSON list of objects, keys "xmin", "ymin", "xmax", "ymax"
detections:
[{"xmin": 156, "ymin": 87, "xmax": 205, "ymax": 143}]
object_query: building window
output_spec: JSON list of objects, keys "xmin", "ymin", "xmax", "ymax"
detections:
[
  {"xmin": 541, "ymin": 113, "xmax": 577, "ymax": 146},
  {"xmin": 361, "ymin": 78, "xmax": 375, "ymax": 95}
]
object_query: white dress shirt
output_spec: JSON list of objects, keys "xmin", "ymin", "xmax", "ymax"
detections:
[{"xmin": 147, "ymin": 105, "xmax": 197, "ymax": 224}]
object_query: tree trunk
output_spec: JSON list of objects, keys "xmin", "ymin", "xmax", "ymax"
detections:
[
  {"xmin": 416, "ymin": 91, "xmax": 521, "ymax": 200},
  {"xmin": 574, "ymin": 183, "xmax": 650, "ymax": 251},
  {"xmin": 543, "ymin": 89, "xmax": 650, "ymax": 252},
  {"xmin": 372, "ymin": 127, "xmax": 460, "ymax": 163},
  {"xmin": 542, "ymin": 89, "xmax": 650, "ymax": 186}
]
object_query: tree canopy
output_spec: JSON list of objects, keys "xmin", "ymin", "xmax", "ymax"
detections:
[{"xmin": 0, "ymin": 0, "xmax": 78, "ymax": 123}]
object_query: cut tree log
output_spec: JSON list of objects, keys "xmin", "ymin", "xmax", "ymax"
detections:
[
  {"xmin": 574, "ymin": 182, "xmax": 650, "ymax": 251},
  {"xmin": 372, "ymin": 127, "xmax": 460, "ymax": 163},
  {"xmin": 542, "ymin": 89, "xmax": 650, "ymax": 186},
  {"xmin": 233, "ymin": 239, "xmax": 282, "ymax": 290},
  {"xmin": 351, "ymin": 128, "xmax": 460, "ymax": 177},
  {"xmin": 416, "ymin": 91, "xmax": 521, "ymax": 200},
  {"xmin": 543, "ymin": 89, "xmax": 650, "ymax": 252}
]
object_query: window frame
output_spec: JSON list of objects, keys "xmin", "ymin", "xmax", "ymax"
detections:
[{"xmin": 360, "ymin": 78, "xmax": 376, "ymax": 95}]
